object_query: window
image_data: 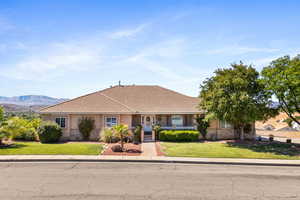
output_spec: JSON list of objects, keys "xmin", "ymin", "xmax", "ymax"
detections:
[
  {"xmin": 105, "ymin": 116, "xmax": 117, "ymax": 127},
  {"xmin": 171, "ymin": 115, "xmax": 183, "ymax": 126},
  {"xmin": 220, "ymin": 120, "xmax": 232, "ymax": 129},
  {"xmin": 55, "ymin": 117, "xmax": 66, "ymax": 128}
]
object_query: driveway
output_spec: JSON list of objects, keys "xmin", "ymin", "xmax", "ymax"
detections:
[{"xmin": 1, "ymin": 162, "xmax": 300, "ymax": 199}]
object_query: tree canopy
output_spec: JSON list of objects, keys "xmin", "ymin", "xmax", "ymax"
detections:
[
  {"xmin": 199, "ymin": 62, "xmax": 277, "ymax": 140},
  {"xmin": 261, "ymin": 55, "xmax": 300, "ymax": 125}
]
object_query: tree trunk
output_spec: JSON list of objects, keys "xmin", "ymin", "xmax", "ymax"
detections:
[
  {"xmin": 120, "ymin": 135, "xmax": 124, "ymax": 151},
  {"xmin": 240, "ymin": 126, "xmax": 245, "ymax": 141}
]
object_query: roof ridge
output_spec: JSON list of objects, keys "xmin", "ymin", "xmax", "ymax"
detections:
[
  {"xmin": 155, "ymin": 85, "xmax": 198, "ymax": 98},
  {"xmin": 99, "ymin": 93, "xmax": 136, "ymax": 113}
]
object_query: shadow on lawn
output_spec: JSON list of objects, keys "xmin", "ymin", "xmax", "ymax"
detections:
[
  {"xmin": 0, "ymin": 143, "xmax": 28, "ymax": 149},
  {"xmin": 227, "ymin": 141, "xmax": 300, "ymax": 157}
]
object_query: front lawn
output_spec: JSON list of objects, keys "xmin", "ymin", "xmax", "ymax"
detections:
[
  {"xmin": 0, "ymin": 142, "xmax": 103, "ymax": 155},
  {"xmin": 161, "ymin": 141, "xmax": 300, "ymax": 159}
]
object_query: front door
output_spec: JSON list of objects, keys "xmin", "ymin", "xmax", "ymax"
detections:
[{"xmin": 143, "ymin": 115, "xmax": 153, "ymax": 132}]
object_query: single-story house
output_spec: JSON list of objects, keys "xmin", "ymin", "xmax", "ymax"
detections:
[{"xmin": 40, "ymin": 85, "xmax": 255, "ymax": 141}]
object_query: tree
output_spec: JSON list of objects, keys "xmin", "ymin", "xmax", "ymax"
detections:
[
  {"xmin": 195, "ymin": 114, "xmax": 209, "ymax": 140},
  {"xmin": 199, "ymin": 62, "xmax": 277, "ymax": 140},
  {"xmin": 78, "ymin": 117, "xmax": 95, "ymax": 140},
  {"xmin": 261, "ymin": 55, "xmax": 300, "ymax": 125},
  {"xmin": 112, "ymin": 124, "xmax": 130, "ymax": 151}
]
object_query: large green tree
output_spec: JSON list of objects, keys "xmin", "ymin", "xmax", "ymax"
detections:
[
  {"xmin": 199, "ymin": 62, "xmax": 277, "ymax": 140},
  {"xmin": 261, "ymin": 55, "xmax": 300, "ymax": 125}
]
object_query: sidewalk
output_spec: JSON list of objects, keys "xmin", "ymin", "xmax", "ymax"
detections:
[
  {"xmin": 0, "ymin": 155, "xmax": 300, "ymax": 166},
  {"xmin": 141, "ymin": 142, "xmax": 157, "ymax": 157}
]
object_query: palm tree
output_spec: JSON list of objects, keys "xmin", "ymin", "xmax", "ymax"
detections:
[{"xmin": 112, "ymin": 124, "xmax": 130, "ymax": 151}]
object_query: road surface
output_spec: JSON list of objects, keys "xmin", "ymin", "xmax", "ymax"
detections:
[{"xmin": 1, "ymin": 162, "xmax": 300, "ymax": 200}]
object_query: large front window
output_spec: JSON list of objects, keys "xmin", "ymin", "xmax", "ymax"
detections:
[
  {"xmin": 105, "ymin": 116, "xmax": 117, "ymax": 127},
  {"xmin": 220, "ymin": 120, "xmax": 232, "ymax": 129},
  {"xmin": 55, "ymin": 117, "xmax": 66, "ymax": 128},
  {"xmin": 171, "ymin": 115, "xmax": 183, "ymax": 126}
]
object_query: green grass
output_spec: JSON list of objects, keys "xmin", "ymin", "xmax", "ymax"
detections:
[
  {"xmin": 161, "ymin": 142, "xmax": 300, "ymax": 159},
  {"xmin": 0, "ymin": 142, "xmax": 103, "ymax": 155}
]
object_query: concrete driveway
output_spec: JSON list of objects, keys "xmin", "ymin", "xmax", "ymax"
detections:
[{"xmin": 1, "ymin": 162, "xmax": 300, "ymax": 200}]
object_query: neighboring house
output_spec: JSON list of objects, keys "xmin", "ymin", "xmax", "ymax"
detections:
[
  {"xmin": 40, "ymin": 85, "xmax": 254, "ymax": 141},
  {"xmin": 256, "ymin": 112, "xmax": 300, "ymax": 131}
]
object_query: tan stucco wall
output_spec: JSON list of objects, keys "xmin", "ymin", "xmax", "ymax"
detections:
[
  {"xmin": 202, "ymin": 120, "xmax": 255, "ymax": 140},
  {"xmin": 41, "ymin": 114, "xmax": 132, "ymax": 141},
  {"xmin": 41, "ymin": 114, "xmax": 255, "ymax": 141},
  {"xmin": 120, "ymin": 115, "xmax": 132, "ymax": 128},
  {"xmin": 68, "ymin": 114, "xmax": 103, "ymax": 141}
]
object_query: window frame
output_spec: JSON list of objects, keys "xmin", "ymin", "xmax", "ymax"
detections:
[
  {"xmin": 55, "ymin": 117, "xmax": 66, "ymax": 128},
  {"xmin": 171, "ymin": 115, "xmax": 184, "ymax": 127},
  {"xmin": 220, "ymin": 120, "xmax": 232, "ymax": 129},
  {"xmin": 104, "ymin": 116, "xmax": 118, "ymax": 128}
]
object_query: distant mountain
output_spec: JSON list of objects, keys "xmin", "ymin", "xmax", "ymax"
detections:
[
  {"xmin": 0, "ymin": 103, "xmax": 46, "ymax": 113},
  {"xmin": 0, "ymin": 95, "xmax": 68, "ymax": 106}
]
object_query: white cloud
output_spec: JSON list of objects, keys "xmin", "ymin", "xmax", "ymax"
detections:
[
  {"xmin": 109, "ymin": 23, "xmax": 149, "ymax": 39},
  {"xmin": 1, "ymin": 41, "xmax": 103, "ymax": 80},
  {"xmin": 250, "ymin": 50, "xmax": 300, "ymax": 68}
]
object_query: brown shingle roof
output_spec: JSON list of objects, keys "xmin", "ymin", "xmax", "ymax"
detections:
[{"xmin": 40, "ymin": 85, "xmax": 201, "ymax": 114}]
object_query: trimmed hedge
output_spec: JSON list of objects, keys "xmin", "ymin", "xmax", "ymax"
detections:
[{"xmin": 159, "ymin": 130, "xmax": 199, "ymax": 142}]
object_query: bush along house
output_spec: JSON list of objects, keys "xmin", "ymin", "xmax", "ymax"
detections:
[{"xmin": 39, "ymin": 85, "xmax": 255, "ymax": 141}]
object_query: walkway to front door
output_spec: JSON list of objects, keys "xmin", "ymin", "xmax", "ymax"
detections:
[{"xmin": 141, "ymin": 142, "xmax": 157, "ymax": 157}]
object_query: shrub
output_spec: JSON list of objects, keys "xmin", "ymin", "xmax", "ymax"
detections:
[
  {"xmin": 159, "ymin": 130, "xmax": 199, "ymax": 142},
  {"xmin": 78, "ymin": 117, "xmax": 95, "ymax": 140},
  {"xmin": 13, "ymin": 118, "xmax": 40, "ymax": 141},
  {"xmin": 13, "ymin": 129, "xmax": 38, "ymax": 141},
  {"xmin": 133, "ymin": 125, "xmax": 142, "ymax": 143},
  {"xmin": 0, "ymin": 117, "xmax": 40, "ymax": 141},
  {"xmin": 0, "ymin": 127, "xmax": 11, "ymax": 145},
  {"xmin": 38, "ymin": 121, "xmax": 62, "ymax": 143},
  {"xmin": 100, "ymin": 128, "xmax": 120, "ymax": 143},
  {"xmin": 153, "ymin": 125, "xmax": 161, "ymax": 140}
]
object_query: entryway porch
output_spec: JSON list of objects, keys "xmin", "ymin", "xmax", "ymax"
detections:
[{"xmin": 132, "ymin": 114, "xmax": 196, "ymax": 142}]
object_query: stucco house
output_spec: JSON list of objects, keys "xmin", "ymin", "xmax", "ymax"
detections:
[{"xmin": 40, "ymin": 85, "xmax": 253, "ymax": 141}]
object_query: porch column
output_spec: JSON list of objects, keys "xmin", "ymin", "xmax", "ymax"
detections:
[
  {"xmin": 152, "ymin": 130, "xmax": 155, "ymax": 141},
  {"xmin": 141, "ymin": 130, "xmax": 145, "ymax": 142},
  {"xmin": 67, "ymin": 114, "xmax": 71, "ymax": 138}
]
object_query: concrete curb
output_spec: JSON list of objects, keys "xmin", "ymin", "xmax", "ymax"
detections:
[{"xmin": 0, "ymin": 156, "xmax": 300, "ymax": 167}]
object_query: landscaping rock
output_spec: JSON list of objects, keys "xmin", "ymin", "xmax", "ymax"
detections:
[{"xmin": 111, "ymin": 144, "xmax": 123, "ymax": 152}]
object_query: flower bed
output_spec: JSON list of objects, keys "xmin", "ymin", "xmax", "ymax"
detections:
[{"xmin": 101, "ymin": 143, "xmax": 142, "ymax": 156}]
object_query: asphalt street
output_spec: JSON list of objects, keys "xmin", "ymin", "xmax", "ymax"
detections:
[{"xmin": 0, "ymin": 162, "xmax": 300, "ymax": 200}]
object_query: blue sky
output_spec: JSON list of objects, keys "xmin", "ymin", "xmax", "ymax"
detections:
[{"xmin": 0, "ymin": 0, "xmax": 299, "ymax": 98}]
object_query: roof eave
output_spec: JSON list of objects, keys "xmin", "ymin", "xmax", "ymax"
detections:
[{"xmin": 39, "ymin": 111, "xmax": 204, "ymax": 115}]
